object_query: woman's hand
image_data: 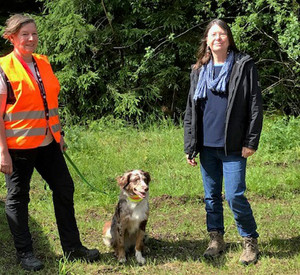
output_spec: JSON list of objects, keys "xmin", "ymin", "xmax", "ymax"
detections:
[
  {"xmin": 0, "ymin": 151, "xmax": 13, "ymax": 174},
  {"xmin": 60, "ymin": 135, "xmax": 68, "ymax": 152},
  {"xmin": 242, "ymin": 147, "xmax": 256, "ymax": 158},
  {"xmin": 186, "ymin": 154, "xmax": 197, "ymax": 166}
]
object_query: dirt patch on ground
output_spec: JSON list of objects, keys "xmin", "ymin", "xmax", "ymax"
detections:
[{"xmin": 151, "ymin": 194, "xmax": 204, "ymax": 209}]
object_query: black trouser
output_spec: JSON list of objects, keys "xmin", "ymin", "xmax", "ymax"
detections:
[{"xmin": 5, "ymin": 141, "xmax": 82, "ymax": 253}]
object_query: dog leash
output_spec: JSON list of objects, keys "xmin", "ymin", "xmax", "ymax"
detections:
[{"xmin": 63, "ymin": 151, "xmax": 108, "ymax": 195}]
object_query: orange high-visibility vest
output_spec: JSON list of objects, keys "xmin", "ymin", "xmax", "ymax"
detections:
[{"xmin": 0, "ymin": 52, "xmax": 61, "ymax": 149}]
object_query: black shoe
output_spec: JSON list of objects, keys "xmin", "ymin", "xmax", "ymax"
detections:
[
  {"xmin": 16, "ymin": 251, "xmax": 44, "ymax": 271},
  {"xmin": 64, "ymin": 246, "xmax": 100, "ymax": 262}
]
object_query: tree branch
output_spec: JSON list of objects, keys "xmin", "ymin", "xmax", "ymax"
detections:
[
  {"xmin": 101, "ymin": 0, "xmax": 114, "ymax": 34},
  {"xmin": 113, "ymin": 26, "xmax": 164, "ymax": 50}
]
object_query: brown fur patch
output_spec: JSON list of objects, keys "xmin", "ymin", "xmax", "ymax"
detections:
[{"xmin": 103, "ymin": 221, "xmax": 112, "ymax": 236}]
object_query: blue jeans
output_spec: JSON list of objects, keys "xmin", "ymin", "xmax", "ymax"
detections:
[{"xmin": 200, "ymin": 147, "xmax": 258, "ymax": 238}]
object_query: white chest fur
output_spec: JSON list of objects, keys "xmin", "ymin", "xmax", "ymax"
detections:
[{"xmin": 126, "ymin": 198, "xmax": 148, "ymax": 234}]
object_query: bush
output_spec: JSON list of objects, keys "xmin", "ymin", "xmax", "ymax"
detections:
[{"xmin": 1, "ymin": 0, "xmax": 298, "ymax": 124}]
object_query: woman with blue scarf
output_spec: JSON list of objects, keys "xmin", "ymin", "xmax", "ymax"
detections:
[{"xmin": 184, "ymin": 19, "xmax": 263, "ymax": 265}]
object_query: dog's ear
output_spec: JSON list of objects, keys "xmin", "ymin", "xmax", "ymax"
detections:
[
  {"xmin": 143, "ymin": 171, "xmax": 151, "ymax": 183},
  {"xmin": 116, "ymin": 171, "xmax": 132, "ymax": 189}
]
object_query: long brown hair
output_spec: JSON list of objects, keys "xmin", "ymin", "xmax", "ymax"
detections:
[{"xmin": 194, "ymin": 19, "xmax": 238, "ymax": 69}]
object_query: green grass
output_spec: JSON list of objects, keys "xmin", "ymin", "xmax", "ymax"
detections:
[{"xmin": 0, "ymin": 115, "xmax": 300, "ymax": 274}]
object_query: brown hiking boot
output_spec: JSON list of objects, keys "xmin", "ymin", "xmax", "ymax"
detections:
[
  {"xmin": 239, "ymin": 237, "xmax": 259, "ymax": 265},
  {"xmin": 203, "ymin": 231, "xmax": 226, "ymax": 259}
]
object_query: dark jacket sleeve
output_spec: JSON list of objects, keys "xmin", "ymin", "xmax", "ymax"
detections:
[
  {"xmin": 243, "ymin": 62, "xmax": 263, "ymax": 150},
  {"xmin": 184, "ymin": 67, "xmax": 198, "ymax": 155},
  {"xmin": 184, "ymin": 80, "xmax": 193, "ymax": 154}
]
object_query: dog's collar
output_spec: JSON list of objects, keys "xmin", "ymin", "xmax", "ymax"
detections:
[{"xmin": 127, "ymin": 195, "xmax": 143, "ymax": 203}]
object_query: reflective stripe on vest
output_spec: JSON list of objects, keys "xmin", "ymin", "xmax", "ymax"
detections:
[
  {"xmin": 5, "ymin": 128, "xmax": 46, "ymax": 137},
  {"xmin": 51, "ymin": 123, "xmax": 61, "ymax": 134},
  {"xmin": 5, "ymin": 122, "xmax": 61, "ymax": 138},
  {"xmin": 3, "ymin": 108, "xmax": 58, "ymax": 122}
]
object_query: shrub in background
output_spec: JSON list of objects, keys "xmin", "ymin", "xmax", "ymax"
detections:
[{"xmin": 1, "ymin": 0, "xmax": 299, "ymax": 124}]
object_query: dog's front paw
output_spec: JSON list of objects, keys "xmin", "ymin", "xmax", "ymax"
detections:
[
  {"xmin": 135, "ymin": 251, "xmax": 146, "ymax": 265},
  {"xmin": 118, "ymin": 256, "xmax": 127, "ymax": 264}
]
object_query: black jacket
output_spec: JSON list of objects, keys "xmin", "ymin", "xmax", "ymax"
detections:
[{"xmin": 184, "ymin": 53, "xmax": 263, "ymax": 157}]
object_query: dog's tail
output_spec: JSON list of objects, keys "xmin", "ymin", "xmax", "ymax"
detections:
[{"xmin": 102, "ymin": 221, "xmax": 112, "ymax": 247}]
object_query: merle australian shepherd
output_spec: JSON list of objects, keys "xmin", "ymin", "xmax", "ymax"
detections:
[{"xmin": 103, "ymin": 170, "xmax": 151, "ymax": 265}]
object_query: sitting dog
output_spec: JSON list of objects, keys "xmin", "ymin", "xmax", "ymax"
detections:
[{"xmin": 103, "ymin": 170, "xmax": 151, "ymax": 265}]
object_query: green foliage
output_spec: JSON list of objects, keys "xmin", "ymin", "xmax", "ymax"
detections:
[
  {"xmin": 31, "ymin": 0, "xmax": 222, "ymax": 124},
  {"xmin": 1, "ymin": 0, "xmax": 299, "ymax": 123},
  {"xmin": 34, "ymin": 0, "xmax": 101, "ymax": 123},
  {"xmin": 52, "ymin": 115, "xmax": 300, "ymax": 201},
  {"xmin": 231, "ymin": 0, "xmax": 300, "ymax": 115},
  {"xmin": 261, "ymin": 116, "xmax": 300, "ymax": 154},
  {"xmin": 247, "ymin": 115, "xmax": 300, "ymax": 198}
]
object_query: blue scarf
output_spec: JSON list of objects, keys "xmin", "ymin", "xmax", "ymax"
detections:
[{"xmin": 193, "ymin": 51, "xmax": 235, "ymax": 101}]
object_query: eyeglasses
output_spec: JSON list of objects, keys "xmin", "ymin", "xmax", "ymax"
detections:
[{"xmin": 208, "ymin": 33, "xmax": 228, "ymax": 38}]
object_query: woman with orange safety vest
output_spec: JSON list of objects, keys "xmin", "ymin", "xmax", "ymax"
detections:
[{"xmin": 0, "ymin": 14, "xmax": 100, "ymax": 272}]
